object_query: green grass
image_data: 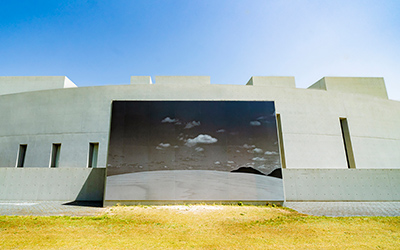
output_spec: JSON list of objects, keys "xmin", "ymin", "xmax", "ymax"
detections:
[{"xmin": 1, "ymin": 205, "xmax": 399, "ymax": 249}]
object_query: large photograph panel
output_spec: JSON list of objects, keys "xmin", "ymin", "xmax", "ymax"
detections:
[{"xmin": 106, "ymin": 101, "xmax": 283, "ymax": 202}]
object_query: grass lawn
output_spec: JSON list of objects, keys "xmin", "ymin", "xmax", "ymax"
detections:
[{"xmin": 1, "ymin": 204, "xmax": 399, "ymax": 249}]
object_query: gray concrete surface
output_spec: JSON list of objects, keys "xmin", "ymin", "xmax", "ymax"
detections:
[
  {"xmin": 284, "ymin": 202, "xmax": 400, "ymax": 217},
  {"xmin": 0, "ymin": 201, "xmax": 105, "ymax": 216}
]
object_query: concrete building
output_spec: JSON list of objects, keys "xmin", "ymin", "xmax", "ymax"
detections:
[{"xmin": 0, "ymin": 75, "xmax": 399, "ymax": 205}]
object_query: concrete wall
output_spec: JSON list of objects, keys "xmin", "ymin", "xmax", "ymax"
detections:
[
  {"xmin": 0, "ymin": 168, "xmax": 105, "ymax": 201},
  {"xmin": 283, "ymin": 169, "xmax": 400, "ymax": 201},
  {"xmin": 1, "ymin": 79, "xmax": 399, "ymax": 170}
]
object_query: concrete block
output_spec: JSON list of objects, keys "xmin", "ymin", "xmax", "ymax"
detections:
[
  {"xmin": 130, "ymin": 76, "xmax": 153, "ymax": 84},
  {"xmin": 308, "ymin": 77, "xmax": 388, "ymax": 99}
]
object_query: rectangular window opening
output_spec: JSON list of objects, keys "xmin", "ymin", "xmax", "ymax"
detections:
[
  {"xmin": 88, "ymin": 142, "xmax": 99, "ymax": 168},
  {"xmin": 340, "ymin": 118, "xmax": 356, "ymax": 169},
  {"xmin": 276, "ymin": 114, "xmax": 287, "ymax": 169},
  {"xmin": 50, "ymin": 143, "xmax": 61, "ymax": 168},
  {"xmin": 16, "ymin": 144, "xmax": 27, "ymax": 168}
]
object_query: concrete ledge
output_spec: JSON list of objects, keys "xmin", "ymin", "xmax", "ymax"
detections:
[
  {"xmin": 283, "ymin": 169, "xmax": 400, "ymax": 201},
  {"xmin": 0, "ymin": 168, "xmax": 105, "ymax": 201}
]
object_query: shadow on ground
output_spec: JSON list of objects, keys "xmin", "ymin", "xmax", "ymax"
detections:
[{"xmin": 62, "ymin": 201, "xmax": 103, "ymax": 207}]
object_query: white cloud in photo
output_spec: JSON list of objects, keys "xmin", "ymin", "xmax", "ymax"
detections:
[
  {"xmin": 156, "ymin": 143, "xmax": 171, "ymax": 150},
  {"xmin": 184, "ymin": 121, "xmax": 201, "ymax": 129},
  {"xmin": 250, "ymin": 121, "xmax": 261, "ymax": 126},
  {"xmin": 195, "ymin": 147, "xmax": 204, "ymax": 152},
  {"xmin": 252, "ymin": 157, "xmax": 267, "ymax": 162},
  {"xmin": 243, "ymin": 144, "xmax": 256, "ymax": 149},
  {"xmin": 252, "ymin": 148, "xmax": 263, "ymax": 154},
  {"xmin": 216, "ymin": 129, "xmax": 225, "ymax": 133},
  {"xmin": 264, "ymin": 151, "xmax": 278, "ymax": 155},
  {"xmin": 161, "ymin": 117, "xmax": 177, "ymax": 123},
  {"xmin": 185, "ymin": 134, "xmax": 217, "ymax": 147}
]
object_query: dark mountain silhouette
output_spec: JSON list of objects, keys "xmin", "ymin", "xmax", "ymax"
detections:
[
  {"xmin": 231, "ymin": 167, "xmax": 282, "ymax": 179},
  {"xmin": 267, "ymin": 168, "xmax": 282, "ymax": 179}
]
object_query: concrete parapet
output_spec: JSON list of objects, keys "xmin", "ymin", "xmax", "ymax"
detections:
[
  {"xmin": 130, "ymin": 76, "xmax": 153, "ymax": 84},
  {"xmin": 246, "ymin": 76, "xmax": 296, "ymax": 88},
  {"xmin": 308, "ymin": 77, "xmax": 388, "ymax": 99},
  {"xmin": 0, "ymin": 76, "xmax": 77, "ymax": 96},
  {"xmin": 155, "ymin": 76, "xmax": 210, "ymax": 85}
]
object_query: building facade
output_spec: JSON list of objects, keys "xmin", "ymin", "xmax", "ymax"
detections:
[{"xmin": 0, "ymin": 76, "xmax": 399, "ymax": 204}]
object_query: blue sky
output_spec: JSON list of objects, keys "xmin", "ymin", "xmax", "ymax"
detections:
[{"xmin": 1, "ymin": 0, "xmax": 399, "ymax": 100}]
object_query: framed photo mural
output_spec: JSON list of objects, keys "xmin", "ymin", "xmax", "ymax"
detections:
[{"xmin": 105, "ymin": 101, "xmax": 284, "ymax": 203}]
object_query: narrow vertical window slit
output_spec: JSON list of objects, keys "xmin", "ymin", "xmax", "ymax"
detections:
[
  {"xmin": 276, "ymin": 114, "xmax": 286, "ymax": 169},
  {"xmin": 88, "ymin": 142, "xmax": 99, "ymax": 168},
  {"xmin": 340, "ymin": 118, "xmax": 356, "ymax": 169},
  {"xmin": 50, "ymin": 143, "xmax": 61, "ymax": 168},
  {"xmin": 16, "ymin": 144, "xmax": 27, "ymax": 168}
]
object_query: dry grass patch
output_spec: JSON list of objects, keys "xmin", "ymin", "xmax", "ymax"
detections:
[{"xmin": 1, "ymin": 205, "xmax": 399, "ymax": 249}]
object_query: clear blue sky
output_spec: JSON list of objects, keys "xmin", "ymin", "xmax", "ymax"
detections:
[{"xmin": 1, "ymin": 0, "xmax": 399, "ymax": 100}]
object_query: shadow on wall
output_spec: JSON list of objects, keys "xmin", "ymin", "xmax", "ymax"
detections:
[{"xmin": 63, "ymin": 168, "xmax": 106, "ymax": 207}]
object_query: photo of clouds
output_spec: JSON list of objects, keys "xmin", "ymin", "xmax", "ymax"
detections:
[{"xmin": 107, "ymin": 101, "xmax": 281, "ymax": 177}]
